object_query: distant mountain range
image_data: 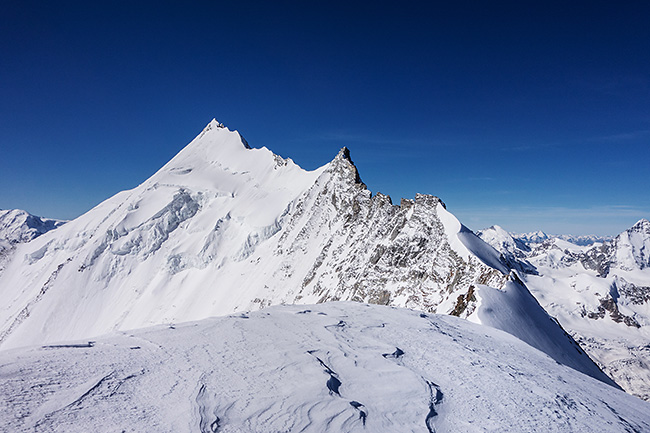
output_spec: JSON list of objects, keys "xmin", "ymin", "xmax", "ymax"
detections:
[
  {"xmin": 511, "ymin": 230, "xmax": 613, "ymax": 246},
  {"xmin": 479, "ymin": 219, "xmax": 650, "ymax": 400}
]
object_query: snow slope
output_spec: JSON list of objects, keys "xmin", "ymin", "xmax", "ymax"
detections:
[
  {"xmin": 1, "ymin": 302, "xmax": 647, "ymax": 433},
  {"xmin": 0, "ymin": 120, "xmax": 615, "ymax": 388},
  {"xmin": 0, "ymin": 120, "xmax": 322, "ymax": 348}
]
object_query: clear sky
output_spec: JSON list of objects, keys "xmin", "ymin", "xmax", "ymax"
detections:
[{"xmin": 1, "ymin": 1, "xmax": 648, "ymax": 236}]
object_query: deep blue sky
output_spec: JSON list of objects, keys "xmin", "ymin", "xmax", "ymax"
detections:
[{"xmin": 1, "ymin": 1, "xmax": 648, "ymax": 235}]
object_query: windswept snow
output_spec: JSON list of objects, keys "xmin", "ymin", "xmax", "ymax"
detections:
[{"xmin": 1, "ymin": 302, "xmax": 648, "ymax": 433}]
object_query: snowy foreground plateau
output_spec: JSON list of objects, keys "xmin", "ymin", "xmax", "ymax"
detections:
[
  {"xmin": 1, "ymin": 119, "xmax": 650, "ymax": 431},
  {"xmin": 2, "ymin": 302, "xmax": 649, "ymax": 433}
]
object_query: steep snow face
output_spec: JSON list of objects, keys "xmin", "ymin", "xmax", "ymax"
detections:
[
  {"xmin": 482, "ymin": 221, "xmax": 650, "ymax": 400},
  {"xmin": 473, "ymin": 275, "xmax": 614, "ymax": 386},
  {"xmin": 0, "ymin": 120, "xmax": 323, "ymax": 349},
  {"xmin": 1, "ymin": 302, "xmax": 648, "ymax": 433},
  {"xmin": 0, "ymin": 120, "xmax": 612, "ymax": 388},
  {"xmin": 611, "ymin": 219, "xmax": 650, "ymax": 272}
]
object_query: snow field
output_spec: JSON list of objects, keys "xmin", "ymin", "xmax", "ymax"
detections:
[{"xmin": 1, "ymin": 302, "xmax": 649, "ymax": 432}]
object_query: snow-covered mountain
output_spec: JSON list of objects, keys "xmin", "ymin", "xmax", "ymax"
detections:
[
  {"xmin": 3, "ymin": 119, "xmax": 649, "ymax": 431},
  {"xmin": 0, "ymin": 209, "xmax": 65, "ymax": 244},
  {"xmin": 0, "ymin": 209, "xmax": 65, "ymax": 272},
  {"xmin": 512, "ymin": 230, "xmax": 612, "ymax": 247},
  {"xmin": 0, "ymin": 120, "xmax": 615, "ymax": 390},
  {"xmin": 480, "ymin": 221, "xmax": 650, "ymax": 400},
  {"xmin": 2, "ymin": 302, "xmax": 648, "ymax": 433}
]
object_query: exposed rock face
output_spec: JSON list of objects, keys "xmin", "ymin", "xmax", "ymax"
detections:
[{"xmin": 274, "ymin": 149, "xmax": 506, "ymax": 316}]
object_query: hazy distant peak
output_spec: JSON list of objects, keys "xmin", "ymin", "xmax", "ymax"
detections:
[{"xmin": 0, "ymin": 209, "xmax": 65, "ymax": 244}]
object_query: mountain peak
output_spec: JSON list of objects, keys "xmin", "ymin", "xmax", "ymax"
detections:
[
  {"xmin": 197, "ymin": 118, "xmax": 226, "ymax": 136},
  {"xmin": 630, "ymin": 218, "xmax": 650, "ymax": 232},
  {"xmin": 336, "ymin": 146, "xmax": 352, "ymax": 161},
  {"xmin": 209, "ymin": 118, "xmax": 225, "ymax": 128},
  {"xmin": 328, "ymin": 147, "xmax": 363, "ymax": 185},
  {"xmin": 488, "ymin": 225, "xmax": 507, "ymax": 234},
  {"xmin": 175, "ymin": 119, "xmax": 252, "ymax": 162},
  {"xmin": 0, "ymin": 209, "xmax": 65, "ymax": 244}
]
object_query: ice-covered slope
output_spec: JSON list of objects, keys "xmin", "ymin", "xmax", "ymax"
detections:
[
  {"xmin": 0, "ymin": 120, "xmax": 322, "ymax": 348},
  {"xmin": 0, "ymin": 120, "xmax": 614, "ymax": 387},
  {"xmin": 1, "ymin": 302, "xmax": 647, "ymax": 433},
  {"xmin": 480, "ymin": 222, "xmax": 650, "ymax": 399}
]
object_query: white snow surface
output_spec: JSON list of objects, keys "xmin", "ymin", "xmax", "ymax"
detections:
[
  {"xmin": 0, "ymin": 120, "xmax": 322, "ymax": 348},
  {"xmin": 478, "ymin": 225, "xmax": 529, "ymax": 255},
  {"xmin": 1, "ymin": 302, "xmax": 647, "ymax": 433}
]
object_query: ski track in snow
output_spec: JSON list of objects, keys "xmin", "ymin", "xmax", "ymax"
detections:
[{"xmin": 2, "ymin": 302, "xmax": 649, "ymax": 432}]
